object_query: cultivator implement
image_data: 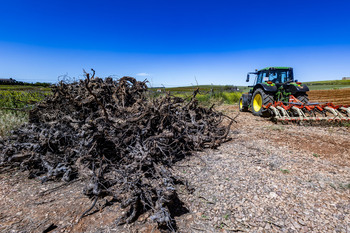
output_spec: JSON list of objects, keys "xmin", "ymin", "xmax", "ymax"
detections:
[{"xmin": 264, "ymin": 95, "xmax": 350, "ymax": 122}]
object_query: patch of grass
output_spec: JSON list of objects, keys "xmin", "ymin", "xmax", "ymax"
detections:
[
  {"xmin": 343, "ymin": 122, "xmax": 350, "ymax": 127},
  {"xmin": 280, "ymin": 169, "xmax": 290, "ymax": 174},
  {"xmin": 151, "ymin": 86, "xmax": 243, "ymax": 106},
  {"xmin": 265, "ymin": 125, "xmax": 285, "ymax": 131},
  {"xmin": 313, "ymin": 153, "xmax": 320, "ymax": 158},
  {"xmin": 217, "ymin": 223, "xmax": 225, "ymax": 229},
  {"xmin": 223, "ymin": 214, "xmax": 230, "ymax": 220},
  {"xmin": 0, "ymin": 110, "xmax": 28, "ymax": 137},
  {"xmin": 196, "ymin": 91, "xmax": 242, "ymax": 106},
  {"xmin": 195, "ymin": 93, "xmax": 212, "ymax": 104},
  {"xmin": 0, "ymin": 85, "xmax": 51, "ymax": 137}
]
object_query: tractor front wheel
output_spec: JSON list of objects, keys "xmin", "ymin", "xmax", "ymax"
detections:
[{"xmin": 251, "ymin": 88, "xmax": 274, "ymax": 117}]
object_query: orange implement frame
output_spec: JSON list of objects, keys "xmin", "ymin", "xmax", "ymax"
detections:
[{"xmin": 263, "ymin": 95, "xmax": 350, "ymax": 122}]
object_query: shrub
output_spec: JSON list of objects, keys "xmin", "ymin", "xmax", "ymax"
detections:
[{"xmin": 0, "ymin": 110, "xmax": 28, "ymax": 137}]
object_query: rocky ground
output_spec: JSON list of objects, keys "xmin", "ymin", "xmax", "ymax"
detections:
[{"xmin": 1, "ymin": 105, "xmax": 350, "ymax": 232}]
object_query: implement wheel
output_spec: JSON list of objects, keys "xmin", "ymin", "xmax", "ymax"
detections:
[
  {"xmin": 239, "ymin": 97, "xmax": 248, "ymax": 112},
  {"xmin": 251, "ymin": 88, "xmax": 274, "ymax": 117}
]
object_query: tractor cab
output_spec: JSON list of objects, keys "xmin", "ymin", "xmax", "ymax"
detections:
[{"xmin": 247, "ymin": 67, "xmax": 294, "ymax": 86}]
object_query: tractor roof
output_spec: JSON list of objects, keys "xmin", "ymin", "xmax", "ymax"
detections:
[{"xmin": 259, "ymin": 67, "xmax": 292, "ymax": 71}]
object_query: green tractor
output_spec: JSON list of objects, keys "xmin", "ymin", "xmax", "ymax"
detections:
[{"xmin": 239, "ymin": 67, "xmax": 309, "ymax": 116}]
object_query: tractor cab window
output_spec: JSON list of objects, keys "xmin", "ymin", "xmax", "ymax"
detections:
[
  {"xmin": 256, "ymin": 71, "xmax": 269, "ymax": 84},
  {"xmin": 269, "ymin": 70, "xmax": 292, "ymax": 83},
  {"xmin": 262, "ymin": 71, "xmax": 269, "ymax": 82},
  {"xmin": 256, "ymin": 72, "xmax": 263, "ymax": 84}
]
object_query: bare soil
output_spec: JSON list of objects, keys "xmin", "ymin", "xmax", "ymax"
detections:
[
  {"xmin": 1, "ymin": 105, "xmax": 350, "ymax": 232},
  {"xmin": 308, "ymin": 88, "xmax": 350, "ymax": 105}
]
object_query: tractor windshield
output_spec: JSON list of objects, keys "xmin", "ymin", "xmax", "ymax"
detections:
[{"xmin": 268, "ymin": 70, "xmax": 293, "ymax": 83}]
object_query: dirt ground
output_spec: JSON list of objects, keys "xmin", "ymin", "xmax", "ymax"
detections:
[
  {"xmin": 1, "ymin": 105, "xmax": 350, "ymax": 232},
  {"xmin": 309, "ymin": 88, "xmax": 350, "ymax": 105}
]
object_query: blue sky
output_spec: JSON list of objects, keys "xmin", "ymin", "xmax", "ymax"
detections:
[{"xmin": 1, "ymin": 0, "xmax": 350, "ymax": 86}]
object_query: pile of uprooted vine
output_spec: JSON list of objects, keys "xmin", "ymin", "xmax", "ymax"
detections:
[{"xmin": 0, "ymin": 70, "xmax": 233, "ymax": 231}]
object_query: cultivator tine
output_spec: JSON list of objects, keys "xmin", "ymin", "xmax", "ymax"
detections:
[
  {"xmin": 339, "ymin": 107, "xmax": 350, "ymax": 116},
  {"xmin": 291, "ymin": 106, "xmax": 307, "ymax": 119},
  {"xmin": 276, "ymin": 106, "xmax": 289, "ymax": 118},
  {"xmin": 324, "ymin": 106, "xmax": 344, "ymax": 118},
  {"xmin": 270, "ymin": 106, "xmax": 282, "ymax": 118}
]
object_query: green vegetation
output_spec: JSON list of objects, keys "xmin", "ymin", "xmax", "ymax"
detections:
[
  {"xmin": 0, "ymin": 85, "xmax": 51, "ymax": 91},
  {"xmin": 195, "ymin": 92, "xmax": 242, "ymax": 106},
  {"xmin": 151, "ymin": 85, "xmax": 244, "ymax": 106},
  {"xmin": 0, "ymin": 86, "xmax": 51, "ymax": 137},
  {"xmin": 303, "ymin": 79, "xmax": 350, "ymax": 90},
  {"xmin": 0, "ymin": 90, "xmax": 50, "ymax": 109},
  {"xmin": 280, "ymin": 169, "xmax": 290, "ymax": 174},
  {"xmin": 0, "ymin": 111, "xmax": 28, "ymax": 137}
]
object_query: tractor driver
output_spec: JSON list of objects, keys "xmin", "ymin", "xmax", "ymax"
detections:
[{"xmin": 269, "ymin": 72, "xmax": 280, "ymax": 83}]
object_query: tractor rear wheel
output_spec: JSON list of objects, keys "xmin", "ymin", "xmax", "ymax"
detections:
[
  {"xmin": 239, "ymin": 96, "xmax": 248, "ymax": 112},
  {"xmin": 251, "ymin": 88, "xmax": 274, "ymax": 117},
  {"xmin": 295, "ymin": 93, "xmax": 309, "ymax": 104}
]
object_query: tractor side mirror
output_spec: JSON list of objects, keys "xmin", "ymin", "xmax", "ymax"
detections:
[{"xmin": 246, "ymin": 74, "xmax": 249, "ymax": 82}]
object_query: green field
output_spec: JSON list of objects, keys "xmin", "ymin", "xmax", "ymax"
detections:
[
  {"xmin": 150, "ymin": 85, "xmax": 244, "ymax": 106},
  {"xmin": 0, "ymin": 86, "xmax": 51, "ymax": 137},
  {"xmin": 0, "ymin": 90, "xmax": 50, "ymax": 109},
  {"xmin": 302, "ymin": 79, "xmax": 350, "ymax": 90},
  {"xmin": 0, "ymin": 85, "xmax": 51, "ymax": 91}
]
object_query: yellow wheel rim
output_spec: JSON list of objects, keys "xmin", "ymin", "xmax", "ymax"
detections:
[
  {"xmin": 253, "ymin": 93, "xmax": 262, "ymax": 112},
  {"xmin": 239, "ymin": 99, "xmax": 243, "ymax": 109}
]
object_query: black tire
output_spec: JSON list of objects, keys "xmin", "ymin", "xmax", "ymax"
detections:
[
  {"xmin": 239, "ymin": 96, "xmax": 248, "ymax": 112},
  {"xmin": 251, "ymin": 88, "xmax": 274, "ymax": 117},
  {"xmin": 295, "ymin": 93, "xmax": 309, "ymax": 104}
]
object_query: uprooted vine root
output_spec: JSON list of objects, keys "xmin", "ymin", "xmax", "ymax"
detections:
[{"xmin": 0, "ymin": 69, "xmax": 233, "ymax": 231}]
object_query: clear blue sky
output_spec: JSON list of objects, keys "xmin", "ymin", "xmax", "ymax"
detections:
[{"xmin": 1, "ymin": 0, "xmax": 350, "ymax": 86}]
